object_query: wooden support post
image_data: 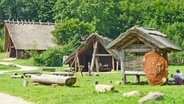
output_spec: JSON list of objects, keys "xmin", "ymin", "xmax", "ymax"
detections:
[
  {"xmin": 162, "ymin": 52, "xmax": 168, "ymax": 84},
  {"xmin": 76, "ymin": 53, "xmax": 80, "ymax": 71},
  {"xmin": 95, "ymin": 57, "xmax": 99, "ymax": 72},
  {"xmin": 135, "ymin": 75, "xmax": 140, "ymax": 84},
  {"xmin": 74, "ymin": 55, "xmax": 77, "ymax": 72},
  {"xmin": 116, "ymin": 61, "xmax": 119, "ymax": 71},
  {"xmin": 112, "ymin": 57, "xmax": 115, "ymax": 71},
  {"xmin": 120, "ymin": 49, "xmax": 126, "ymax": 84},
  {"xmin": 162, "ymin": 52, "xmax": 168, "ymax": 62},
  {"xmin": 90, "ymin": 41, "xmax": 98, "ymax": 75}
]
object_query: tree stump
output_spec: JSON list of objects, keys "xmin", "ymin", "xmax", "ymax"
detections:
[{"xmin": 143, "ymin": 52, "xmax": 168, "ymax": 86}]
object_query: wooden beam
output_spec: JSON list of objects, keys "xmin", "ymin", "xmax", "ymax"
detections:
[
  {"xmin": 120, "ymin": 49, "xmax": 126, "ymax": 84},
  {"xmin": 76, "ymin": 52, "xmax": 80, "ymax": 71},
  {"xmin": 95, "ymin": 57, "xmax": 99, "ymax": 72},
  {"xmin": 120, "ymin": 38, "xmax": 137, "ymax": 49},
  {"xmin": 116, "ymin": 61, "xmax": 119, "ymax": 71},
  {"xmin": 90, "ymin": 41, "xmax": 98, "ymax": 74},
  {"xmin": 112, "ymin": 57, "xmax": 115, "ymax": 71},
  {"xmin": 74, "ymin": 55, "xmax": 77, "ymax": 72},
  {"xmin": 138, "ymin": 37, "xmax": 156, "ymax": 48},
  {"xmin": 124, "ymin": 48, "xmax": 152, "ymax": 52},
  {"xmin": 95, "ymin": 54, "xmax": 112, "ymax": 56}
]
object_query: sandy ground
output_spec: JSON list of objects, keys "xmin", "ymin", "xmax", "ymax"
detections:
[{"xmin": 0, "ymin": 92, "xmax": 34, "ymax": 104}]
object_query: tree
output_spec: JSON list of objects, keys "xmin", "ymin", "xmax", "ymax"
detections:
[{"xmin": 52, "ymin": 18, "xmax": 95, "ymax": 45}]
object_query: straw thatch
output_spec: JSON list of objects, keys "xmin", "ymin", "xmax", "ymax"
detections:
[
  {"xmin": 64, "ymin": 33, "xmax": 119, "ymax": 72},
  {"xmin": 4, "ymin": 20, "xmax": 57, "ymax": 58},
  {"xmin": 107, "ymin": 25, "xmax": 181, "ymax": 52},
  {"xmin": 4, "ymin": 20, "xmax": 57, "ymax": 50}
]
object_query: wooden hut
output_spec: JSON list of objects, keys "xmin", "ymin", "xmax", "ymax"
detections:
[
  {"xmin": 107, "ymin": 26, "xmax": 182, "ymax": 83},
  {"xmin": 3, "ymin": 20, "xmax": 57, "ymax": 58},
  {"xmin": 63, "ymin": 33, "xmax": 120, "ymax": 72}
]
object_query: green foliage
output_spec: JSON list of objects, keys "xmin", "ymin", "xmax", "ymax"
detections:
[
  {"xmin": 52, "ymin": 18, "xmax": 96, "ymax": 46},
  {"xmin": 32, "ymin": 47, "xmax": 63, "ymax": 66},
  {"xmin": 51, "ymin": 19, "xmax": 96, "ymax": 58},
  {"xmin": 0, "ymin": 0, "xmax": 56, "ymax": 21}
]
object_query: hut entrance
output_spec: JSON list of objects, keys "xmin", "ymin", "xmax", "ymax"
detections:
[
  {"xmin": 9, "ymin": 47, "xmax": 16, "ymax": 58},
  {"xmin": 84, "ymin": 54, "xmax": 92, "ymax": 71}
]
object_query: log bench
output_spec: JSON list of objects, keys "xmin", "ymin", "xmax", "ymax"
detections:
[
  {"xmin": 125, "ymin": 71, "xmax": 145, "ymax": 83},
  {"xmin": 42, "ymin": 68, "xmax": 55, "ymax": 72},
  {"xmin": 52, "ymin": 72, "xmax": 74, "ymax": 76}
]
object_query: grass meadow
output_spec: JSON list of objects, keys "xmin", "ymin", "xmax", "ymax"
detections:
[{"xmin": 0, "ymin": 54, "xmax": 184, "ymax": 104}]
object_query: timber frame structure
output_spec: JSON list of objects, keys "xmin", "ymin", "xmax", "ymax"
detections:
[
  {"xmin": 3, "ymin": 19, "xmax": 57, "ymax": 58},
  {"xmin": 107, "ymin": 25, "xmax": 182, "ymax": 84},
  {"xmin": 63, "ymin": 33, "xmax": 120, "ymax": 72}
]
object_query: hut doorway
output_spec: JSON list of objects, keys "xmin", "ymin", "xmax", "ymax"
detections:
[
  {"xmin": 84, "ymin": 54, "xmax": 92, "ymax": 71},
  {"xmin": 10, "ymin": 47, "xmax": 16, "ymax": 58}
]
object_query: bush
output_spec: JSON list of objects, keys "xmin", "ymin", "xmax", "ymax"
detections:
[{"xmin": 34, "ymin": 46, "xmax": 64, "ymax": 66}]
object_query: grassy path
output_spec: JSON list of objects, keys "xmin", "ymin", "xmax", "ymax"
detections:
[{"xmin": 0, "ymin": 62, "xmax": 38, "ymax": 74}]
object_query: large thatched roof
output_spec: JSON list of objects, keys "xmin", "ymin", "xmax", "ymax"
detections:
[
  {"xmin": 4, "ymin": 20, "xmax": 57, "ymax": 50},
  {"xmin": 64, "ymin": 33, "xmax": 120, "ymax": 64},
  {"xmin": 107, "ymin": 25, "xmax": 182, "ymax": 52}
]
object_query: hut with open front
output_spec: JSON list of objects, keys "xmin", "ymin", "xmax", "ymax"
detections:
[
  {"xmin": 63, "ymin": 33, "xmax": 120, "ymax": 72},
  {"xmin": 4, "ymin": 20, "xmax": 57, "ymax": 58},
  {"xmin": 107, "ymin": 25, "xmax": 182, "ymax": 84}
]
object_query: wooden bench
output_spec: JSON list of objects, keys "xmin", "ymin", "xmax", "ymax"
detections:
[
  {"xmin": 42, "ymin": 68, "xmax": 55, "ymax": 72},
  {"xmin": 125, "ymin": 71, "xmax": 145, "ymax": 83}
]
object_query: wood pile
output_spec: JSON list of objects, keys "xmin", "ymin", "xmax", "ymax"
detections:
[
  {"xmin": 143, "ymin": 52, "xmax": 168, "ymax": 85},
  {"xmin": 42, "ymin": 68, "xmax": 55, "ymax": 72}
]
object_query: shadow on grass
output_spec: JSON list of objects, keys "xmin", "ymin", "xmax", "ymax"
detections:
[{"xmin": 68, "ymin": 85, "xmax": 80, "ymax": 88}]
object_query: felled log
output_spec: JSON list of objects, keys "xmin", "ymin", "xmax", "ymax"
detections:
[
  {"xmin": 95, "ymin": 84, "xmax": 114, "ymax": 93},
  {"xmin": 138, "ymin": 92, "xmax": 164, "ymax": 103},
  {"xmin": 42, "ymin": 68, "xmax": 55, "ymax": 72},
  {"xmin": 31, "ymin": 74, "xmax": 76, "ymax": 86},
  {"xmin": 11, "ymin": 75, "xmax": 24, "ymax": 78},
  {"xmin": 143, "ymin": 52, "xmax": 168, "ymax": 86},
  {"xmin": 23, "ymin": 72, "xmax": 42, "ymax": 78},
  {"xmin": 52, "ymin": 72, "xmax": 74, "ymax": 76}
]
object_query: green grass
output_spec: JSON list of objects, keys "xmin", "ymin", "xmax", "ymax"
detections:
[
  {"xmin": 0, "ymin": 64, "xmax": 19, "ymax": 71},
  {"xmin": 0, "ymin": 65, "xmax": 184, "ymax": 104},
  {"xmin": 0, "ymin": 53, "xmax": 184, "ymax": 104}
]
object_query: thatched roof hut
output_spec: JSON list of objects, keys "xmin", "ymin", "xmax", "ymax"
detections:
[
  {"xmin": 4, "ymin": 20, "xmax": 57, "ymax": 58},
  {"xmin": 64, "ymin": 33, "xmax": 120, "ymax": 72},
  {"xmin": 107, "ymin": 25, "xmax": 182, "ymax": 83}
]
